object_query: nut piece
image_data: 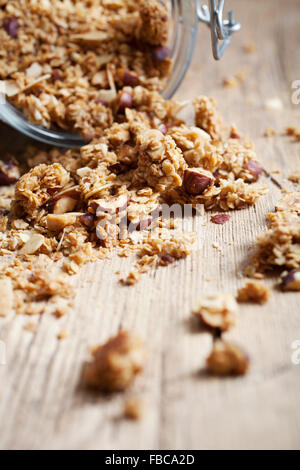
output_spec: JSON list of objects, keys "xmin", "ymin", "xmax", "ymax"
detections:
[
  {"xmin": 237, "ymin": 280, "xmax": 270, "ymax": 304},
  {"xmin": 46, "ymin": 213, "xmax": 77, "ymax": 231},
  {"xmin": 92, "ymin": 194, "xmax": 128, "ymax": 216},
  {"xmin": 51, "ymin": 196, "xmax": 77, "ymax": 215},
  {"xmin": 280, "ymin": 270, "xmax": 300, "ymax": 291},
  {"xmin": 83, "ymin": 331, "xmax": 146, "ymax": 392},
  {"xmin": 243, "ymin": 160, "xmax": 263, "ymax": 181},
  {"xmin": 0, "ymin": 278, "xmax": 13, "ymax": 317},
  {"xmin": 206, "ymin": 339, "xmax": 250, "ymax": 376},
  {"xmin": 193, "ymin": 293, "xmax": 238, "ymax": 331},
  {"xmin": 19, "ymin": 233, "xmax": 45, "ymax": 255},
  {"xmin": 183, "ymin": 168, "xmax": 214, "ymax": 196}
]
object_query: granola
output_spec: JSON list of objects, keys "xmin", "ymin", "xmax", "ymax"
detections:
[
  {"xmin": 237, "ymin": 280, "xmax": 270, "ymax": 304},
  {"xmin": 206, "ymin": 339, "xmax": 250, "ymax": 376},
  {"xmin": 192, "ymin": 293, "xmax": 238, "ymax": 331},
  {"xmin": 0, "ymin": 0, "xmax": 171, "ymax": 138},
  {"xmin": 0, "ymin": 89, "xmax": 267, "ymax": 315},
  {"xmin": 247, "ymin": 192, "xmax": 300, "ymax": 275},
  {"xmin": 83, "ymin": 331, "xmax": 146, "ymax": 391}
]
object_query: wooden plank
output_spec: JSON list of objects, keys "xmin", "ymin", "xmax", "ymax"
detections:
[{"xmin": 0, "ymin": 0, "xmax": 300, "ymax": 450}]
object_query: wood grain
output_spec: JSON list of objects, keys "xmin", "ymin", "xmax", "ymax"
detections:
[{"xmin": 0, "ymin": 0, "xmax": 300, "ymax": 450}]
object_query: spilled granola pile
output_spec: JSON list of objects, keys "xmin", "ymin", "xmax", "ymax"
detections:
[
  {"xmin": 0, "ymin": 0, "xmax": 170, "ymax": 138},
  {"xmin": 0, "ymin": 87, "xmax": 268, "ymax": 316}
]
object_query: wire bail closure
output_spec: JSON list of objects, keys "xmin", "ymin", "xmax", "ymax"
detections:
[{"xmin": 197, "ymin": 0, "xmax": 241, "ymax": 60}]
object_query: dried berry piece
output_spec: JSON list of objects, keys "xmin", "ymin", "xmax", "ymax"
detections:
[
  {"xmin": 206, "ymin": 339, "xmax": 250, "ymax": 376},
  {"xmin": 83, "ymin": 331, "xmax": 146, "ymax": 392},
  {"xmin": 193, "ymin": 293, "xmax": 238, "ymax": 331},
  {"xmin": 183, "ymin": 168, "xmax": 214, "ymax": 196},
  {"xmin": 3, "ymin": 17, "xmax": 19, "ymax": 38},
  {"xmin": 211, "ymin": 214, "xmax": 231, "ymax": 225},
  {"xmin": 160, "ymin": 254, "xmax": 175, "ymax": 265},
  {"xmin": 243, "ymin": 160, "xmax": 263, "ymax": 181},
  {"xmin": 151, "ymin": 46, "xmax": 170, "ymax": 61},
  {"xmin": 237, "ymin": 280, "xmax": 270, "ymax": 304},
  {"xmin": 52, "ymin": 69, "xmax": 62, "ymax": 81},
  {"xmin": 0, "ymin": 160, "xmax": 20, "ymax": 186},
  {"xmin": 280, "ymin": 270, "xmax": 300, "ymax": 291}
]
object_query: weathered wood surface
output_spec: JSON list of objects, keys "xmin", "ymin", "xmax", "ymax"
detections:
[{"xmin": 0, "ymin": 0, "xmax": 300, "ymax": 450}]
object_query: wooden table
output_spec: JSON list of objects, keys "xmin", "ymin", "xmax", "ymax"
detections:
[{"xmin": 0, "ymin": 0, "xmax": 299, "ymax": 450}]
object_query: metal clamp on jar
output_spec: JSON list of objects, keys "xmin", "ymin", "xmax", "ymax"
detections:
[{"xmin": 0, "ymin": 0, "xmax": 241, "ymax": 147}]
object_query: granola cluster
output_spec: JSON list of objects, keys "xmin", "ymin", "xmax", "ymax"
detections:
[
  {"xmin": 0, "ymin": 0, "xmax": 171, "ymax": 138},
  {"xmin": 83, "ymin": 331, "xmax": 146, "ymax": 391},
  {"xmin": 0, "ymin": 87, "xmax": 268, "ymax": 314},
  {"xmin": 247, "ymin": 192, "xmax": 300, "ymax": 276}
]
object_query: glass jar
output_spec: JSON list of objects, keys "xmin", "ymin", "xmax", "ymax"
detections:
[{"xmin": 0, "ymin": 0, "xmax": 239, "ymax": 148}]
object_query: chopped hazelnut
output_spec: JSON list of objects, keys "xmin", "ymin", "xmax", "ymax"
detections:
[
  {"xmin": 118, "ymin": 92, "xmax": 133, "ymax": 113},
  {"xmin": 206, "ymin": 339, "xmax": 250, "ymax": 376},
  {"xmin": 183, "ymin": 168, "xmax": 214, "ymax": 196},
  {"xmin": 46, "ymin": 213, "xmax": 77, "ymax": 231},
  {"xmin": 3, "ymin": 17, "xmax": 19, "ymax": 38},
  {"xmin": 193, "ymin": 293, "xmax": 238, "ymax": 331},
  {"xmin": 51, "ymin": 196, "xmax": 77, "ymax": 215},
  {"xmin": 83, "ymin": 331, "xmax": 146, "ymax": 392},
  {"xmin": 243, "ymin": 160, "xmax": 263, "ymax": 181},
  {"xmin": 280, "ymin": 270, "xmax": 300, "ymax": 291}
]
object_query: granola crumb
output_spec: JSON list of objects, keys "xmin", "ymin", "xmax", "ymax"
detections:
[
  {"xmin": 24, "ymin": 321, "xmax": 38, "ymax": 333},
  {"xmin": 83, "ymin": 332, "xmax": 146, "ymax": 392},
  {"xmin": 285, "ymin": 127, "xmax": 300, "ymax": 141},
  {"xmin": 243, "ymin": 41, "xmax": 257, "ymax": 54},
  {"xmin": 124, "ymin": 398, "xmax": 143, "ymax": 421},
  {"xmin": 288, "ymin": 171, "xmax": 300, "ymax": 184},
  {"xmin": 264, "ymin": 127, "xmax": 276, "ymax": 137},
  {"xmin": 57, "ymin": 329, "xmax": 69, "ymax": 340},
  {"xmin": 193, "ymin": 293, "xmax": 238, "ymax": 331},
  {"xmin": 237, "ymin": 280, "xmax": 270, "ymax": 304},
  {"xmin": 206, "ymin": 339, "xmax": 250, "ymax": 376}
]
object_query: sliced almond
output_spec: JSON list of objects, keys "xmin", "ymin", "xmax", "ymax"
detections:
[
  {"xmin": 71, "ymin": 31, "xmax": 111, "ymax": 44},
  {"xmin": 26, "ymin": 62, "xmax": 43, "ymax": 78},
  {"xmin": 19, "ymin": 233, "xmax": 45, "ymax": 255},
  {"xmin": 0, "ymin": 278, "xmax": 13, "ymax": 317},
  {"xmin": 1, "ymin": 74, "xmax": 51, "ymax": 97}
]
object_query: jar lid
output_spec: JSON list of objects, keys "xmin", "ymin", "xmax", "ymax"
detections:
[{"xmin": 197, "ymin": 0, "xmax": 241, "ymax": 60}]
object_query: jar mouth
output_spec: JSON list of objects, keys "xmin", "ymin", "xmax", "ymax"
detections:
[{"xmin": 0, "ymin": 0, "xmax": 198, "ymax": 148}]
